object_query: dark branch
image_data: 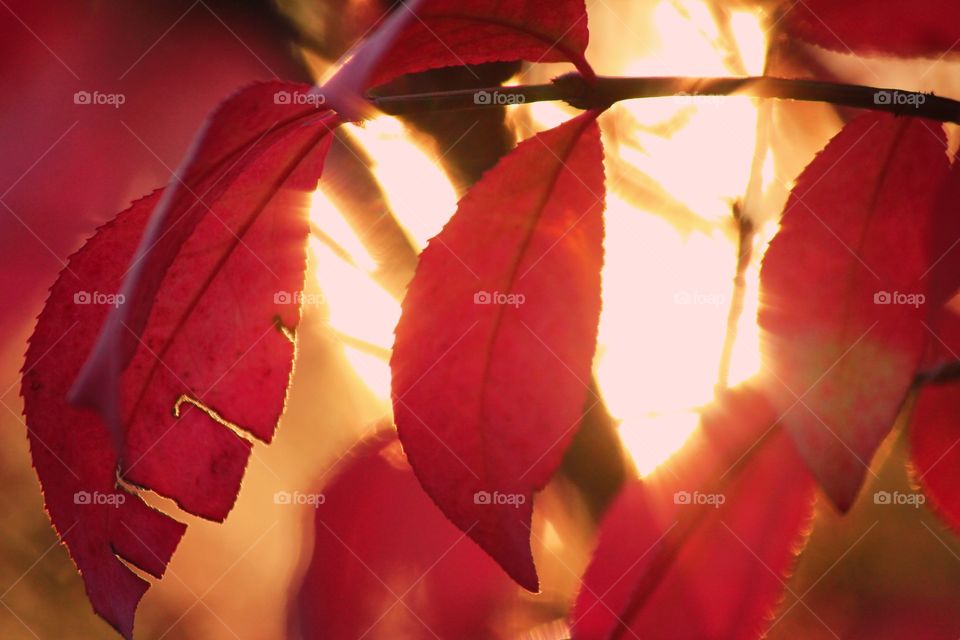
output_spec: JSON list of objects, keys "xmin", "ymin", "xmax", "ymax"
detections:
[
  {"xmin": 914, "ymin": 360, "xmax": 960, "ymax": 386},
  {"xmin": 371, "ymin": 74, "xmax": 960, "ymax": 124}
]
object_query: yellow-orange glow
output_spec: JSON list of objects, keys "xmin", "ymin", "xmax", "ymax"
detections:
[
  {"xmin": 595, "ymin": 194, "xmax": 733, "ymax": 415},
  {"xmin": 307, "ymin": 235, "xmax": 398, "ymax": 403},
  {"xmin": 613, "ymin": 96, "xmax": 759, "ymax": 221},
  {"xmin": 729, "ymin": 10, "xmax": 767, "ymax": 76},
  {"xmin": 587, "ymin": 1, "xmax": 769, "ymax": 475},
  {"xmin": 308, "ymin": 119, "xmax": 460, "ymax": 405},
  {"xmin": 308, "ymin": 237, "xmax": 398, "ymax": 348},
  {"xmin": 617, "ymin": 412, "xmax": 701, "ymax": 476},
  {"xmin": 344, "ymin": 118, "xmax": 458, "ymax": 249},
  {"xmin": 342, "ymin": 345, "xmax": 393, "ymax": 407},
  {"xmin": 309, "ymin": 189, "xmax": 378, "ymax": 272},
  {"xmin": 649, "ymin": 2, "xmax": 730, "ymax": 75},
  {"xmin": 523, "ymin": 100, "xmax": 572, "ymax": 131}
]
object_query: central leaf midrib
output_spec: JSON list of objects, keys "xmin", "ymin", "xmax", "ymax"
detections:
[
  {"xmin": 822, "ymin": 120, "xmax": 914, "ymax": 434},
  {"xmin": 473, "ymin": 117, "xmax": 595, "ymax": 487}
]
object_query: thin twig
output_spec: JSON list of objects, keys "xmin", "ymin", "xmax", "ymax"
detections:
[
  {"xmin": 716, "ymin": 51, "xmax": 773, "ymax": 391},
  {"xmin": 371, "ymin": 74, "xmax": 960, "ymax": 123},
  {"xmin": 716, "ymin": 202, "xmax": 755, "ymax": 391}
]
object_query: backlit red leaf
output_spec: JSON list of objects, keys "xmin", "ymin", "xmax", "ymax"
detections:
[
  {"xmin": 781, "ymin": 1, "xmax": 960, "ymax": 59},
  {"xmin": 911, "ymin": 307, "xmax": 960, "ymax": 532},
  {"xmin": 317, "ymin": 0, "xmax": 593, "ymax": 119},
  {"xmin": 908, "ymin": 162, "xmax": 960, "ymax": 533},
  {"xmin": 571, "ymin": 385, "xmax": 815, "ymax": 640},
  {"xmin": 365, "ymin": 0, "xmax": 594, "ymax": 88},
  {"xmin": 293, "ymin": 430, "xmax": 533, "ymax": 640},
  {"xmin": 927, "ymin": 162, "xmax": 960, "ymax": 310},
  {"xmin": 71, "ymin": 82, "xmax": 336, "ymax": 451},
  {"xmin": 22, "ymin": 84, "xmax": 335, "ymax": 636},
  {"xmin": 758, "ymin": 112, "xmax": 949, "ymax": 510},
  {"xmin": 21, "ymin": 193, "xmax": 184, "ymax": 639},
  {"xmin": 390, "ymin": 111, "xmax": 606, "ymax": 590}
]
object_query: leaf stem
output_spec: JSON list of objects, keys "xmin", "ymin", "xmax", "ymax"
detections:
[
  {"xmin": 716, "ymin": 202, "xmax": 755, "ymax": 392},
  {"xmin": 371, "ymin": 74, "xmax": 960, "ymax": 123}
]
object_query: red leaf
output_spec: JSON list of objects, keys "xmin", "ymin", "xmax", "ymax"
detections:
[
  {"xmin": 366, "ymin": 0, "xmax": 594, "ymax": 88},
  {"xmin": 911, "ymin": 307, "xmax": 960, "ymax": 532},
  {"xmin": 928, "ymin": 162, "xmax": 960, "ymax": 310},
  {"xmin": 22, "ymin": 84, "xmax": 334, "ymax": 636},
  {"xmin": 21, "ymin": 192, "xmax": 185, "ymax": 639},
  {"xmin": 318, "ymin": 0, "xmax": 593, "ymax": 120},
  {"xmin": 908, "ymin": 164, "xmax": 960, "ymax": 531},
  {"xmin": 571, "ymin": 385, "xmax": 815, "ymax": 640},
  {"xmin": 293, "ymin": 430, "xmax": 528, "ymax": 640},
  {"xmin": 758, "ymin": 112, "xmax": 949, "ymax": 510},
  {"xmin": 390, "ymin": 112, "xmax": 606, "ymax": 591},
  {"xmin": 71, "ymin": 82, "xmax": 335, "ymax": 457},
  {"xmin": 781, "ymin": 1, "xmax": 960, "ymax": 58}
]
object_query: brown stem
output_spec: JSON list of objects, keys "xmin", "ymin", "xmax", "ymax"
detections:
[
  {"xmin": 716, "ymin": 203, "xmax": 755, "ymax": 391},
  {"xmin": 371, "ymin": 74, "xmax": 960, "ymax": 123},
  {"xmin": 716, "ymin": 55, "xmax": 772, "ymax": 391}
]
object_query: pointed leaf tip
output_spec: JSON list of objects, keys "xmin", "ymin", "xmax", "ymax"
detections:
[{"xmin": 295, "ymin": 430, "xmax": 537, "ymax": 639}]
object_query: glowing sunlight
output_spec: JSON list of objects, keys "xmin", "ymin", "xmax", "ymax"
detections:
[
  {"xmin": 308, "ymin": 119, "xmax": 456, "ymax": 404},
  {"xmin": 344, "ymin": 117, "xmax": 458, "ymax": 249},
  {"xmin": 308, "ymin": 1, "xmax": 773, "ymax": 478},
  {"xmin": 588, "ymin": 3, "xmax": 770, "ymax": 474}
]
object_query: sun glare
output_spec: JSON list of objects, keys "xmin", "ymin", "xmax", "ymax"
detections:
[
  {"xmin": 309, "ymin": 189, "xmax": 378, "ymax": 272},
  {"xmin": 344, "ymin": 118, "xmax": 458, "ymax": 249},
  {"xmin": 729, "ymin": 9, "xmax": 767, "ymax": 76},
  {"xmin": 307, "ymin": 120, "xmax": 456, "ymax": 404},
  {"xmin": 308, "ymin": 234, "xmax": 398, "ymax": 401},
  {"xmin": 590, "ymin": 2, "xmax": 769, "ymax": 475},
  {"xmin": 308, "ymin": 0, "xmax": 771, "ymax": 478}
]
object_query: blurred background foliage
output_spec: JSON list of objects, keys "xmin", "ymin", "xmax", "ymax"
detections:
[{"xmin": 1, "ymin": 0, "xmax": 959, "ymax": 637}]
